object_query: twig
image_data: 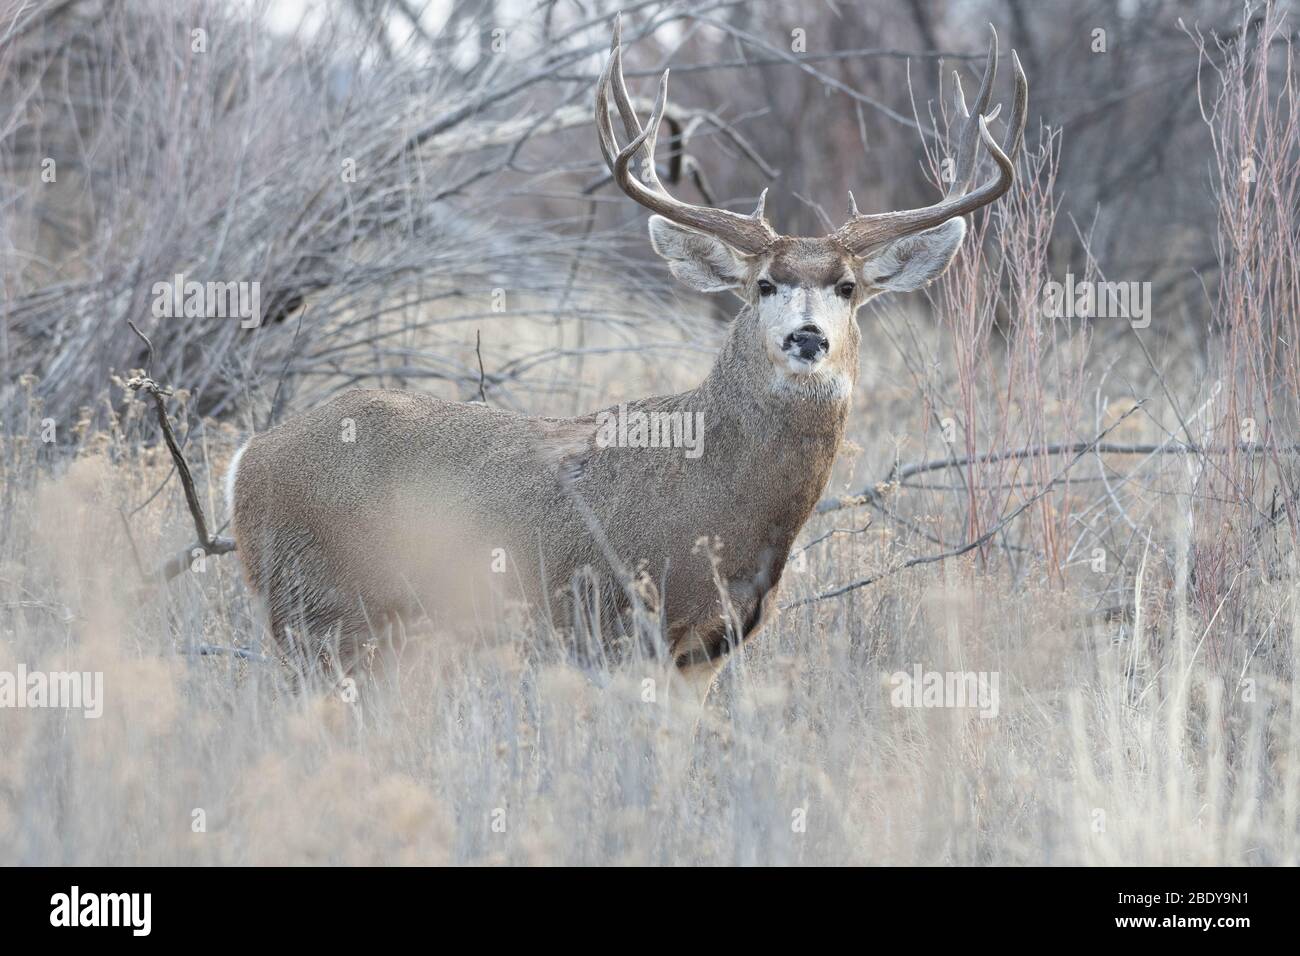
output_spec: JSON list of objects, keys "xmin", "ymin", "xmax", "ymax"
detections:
[
  {"xmin": 604, "ymin": 46, "xmax": 987, "ymax": 77},
  {"xmin": 786, "ymin": 403, "xmax": 1147, "ymax": 608},
  {"xmin": 125, "ymin": 322, "xmax": 237, "ymax": 583},
  {"xmin": 267, "ymin": 306, "xmax": 307, "ymax": 430},
  {"xmin": 475, "ymin": 329, "xmax": 488, "ymax": 404},
  {"xmin": 790, "ymin": 520, "xmax": 873, "ymax": 557},
  {"xmin": 193, "ymin": 644, "xmax": 269, "ymax": 664},
  {"xmin": 691, "ymin": 13, "xmax": 939, "ymax": 136},
  {"xmin": 116, "ymin": 507, "xmax": 148, "ymax": 585},
  {"xmin": 816, "ymin": 438, "xmax": 1300, "ymax": 516}
]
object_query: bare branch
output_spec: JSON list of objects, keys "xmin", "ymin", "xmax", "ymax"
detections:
[
  {"xmin": 788, "ymin": 403, "xmax": 1147, "ymax": 608},
  {"xmin": 124, "ymin": 322, "xmax": 236, "ymax": 584}
]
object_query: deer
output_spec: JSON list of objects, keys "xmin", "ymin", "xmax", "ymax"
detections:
[{"xmin": 225, "ymin": 18, "xmax": 1027, "ymax": 702}]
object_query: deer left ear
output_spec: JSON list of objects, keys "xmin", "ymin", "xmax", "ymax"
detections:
[{"xmin": 859, "ymin": 217, "xmax": 966, "ymax": 293}]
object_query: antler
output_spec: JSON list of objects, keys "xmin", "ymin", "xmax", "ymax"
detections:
[
  {"xmin": 833, "ymin": 25, "xmax": 1028, "ymax": 255},
  {"xmin": 596, "ymin": 14, "xmax": 777, "ymax": 255}
]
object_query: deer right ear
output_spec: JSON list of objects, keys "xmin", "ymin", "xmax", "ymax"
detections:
[{"xmin": 648, "ymin": 216, "xmax": 747, "ymax": 293}]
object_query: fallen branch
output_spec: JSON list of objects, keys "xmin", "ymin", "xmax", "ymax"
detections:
[{"xmin": 786, "ymin": 403, "xmax": 1147, "ymax": 609}]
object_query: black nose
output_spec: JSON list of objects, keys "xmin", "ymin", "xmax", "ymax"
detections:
[{"xmin": 784, "ymin": 325, "xmax": 828, "ymax": 361}]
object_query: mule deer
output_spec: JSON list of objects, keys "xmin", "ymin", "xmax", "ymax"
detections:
[{"xmin": 227, "ymin": 19, "xmax": 1027, "ymax": 698}]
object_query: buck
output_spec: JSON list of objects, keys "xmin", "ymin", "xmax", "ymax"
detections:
[{"xmin": 226, "ymin": 20, "xmax": 1027, "ymax": 699}]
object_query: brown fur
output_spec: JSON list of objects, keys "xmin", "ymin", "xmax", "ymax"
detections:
[{"xmin": 231, "ymin": 242, "xmax": 864, "ymax": 677}]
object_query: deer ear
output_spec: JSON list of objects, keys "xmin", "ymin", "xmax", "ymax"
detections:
[
  {"xmin": 648, "ymin": 215, "xmax": 747, "ymax": 293},
  {"xmin": 859, "ymin": 217, "xmax": 966, "ymax": 293}
]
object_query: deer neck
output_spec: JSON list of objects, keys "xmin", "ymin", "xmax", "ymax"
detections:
[{"xmin": 688, "ymin": 311, "xmax": 854, "ymax": 536}]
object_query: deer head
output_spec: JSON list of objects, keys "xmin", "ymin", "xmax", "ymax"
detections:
[{"xmin": 597, "ymin": 18, "xmax": 1027, "ymax": 396}]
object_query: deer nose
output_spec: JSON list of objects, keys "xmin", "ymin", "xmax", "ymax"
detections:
[{"xmin": 784, "ymin": 325, "xmax": 828, "ymax": 361}]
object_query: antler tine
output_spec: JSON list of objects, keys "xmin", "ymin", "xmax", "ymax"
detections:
[
  {"xmin": 947, "ymin": 25, "xmax": 999, "ymax": 198},
  {"xmin": 606, "ymin": 18, "xmax": 662, "ymax": 191},
  {"xmin": 832, "ymin": 28, "xmax": 1029, "ymax": 255},
  {"xmin": 610, "ymin": 70, "xmax": 670, "ymax": 192},
  {"xmin": 594, "ymin": 48, "xmax": 620, "ymax": 172},
  {"xmin": 594, "ymin": 16, "xmax": 777, "ymax": 254},
  {"xmin": 1004, "ymin": 49, "xmax": 1028, "ymax": 162}
]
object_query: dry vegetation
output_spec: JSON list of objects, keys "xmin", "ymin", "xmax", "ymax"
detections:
[{"xmin": 2, "ymin": 0, "xmax": 1299, "ymax": 865}]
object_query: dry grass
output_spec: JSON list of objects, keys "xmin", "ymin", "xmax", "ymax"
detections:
[{"xmin": 2, "ymin": 295, "xmax": 1296, "ymax": 865}]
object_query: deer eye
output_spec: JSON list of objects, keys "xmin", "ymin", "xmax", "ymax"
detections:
[
  {"xmin": 837, "ymin": 281, "xmax": 856, "ymax": 299},
  {"xmin": 757, "ymin": 279, "xmax": 776, "ymax": 297}
]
